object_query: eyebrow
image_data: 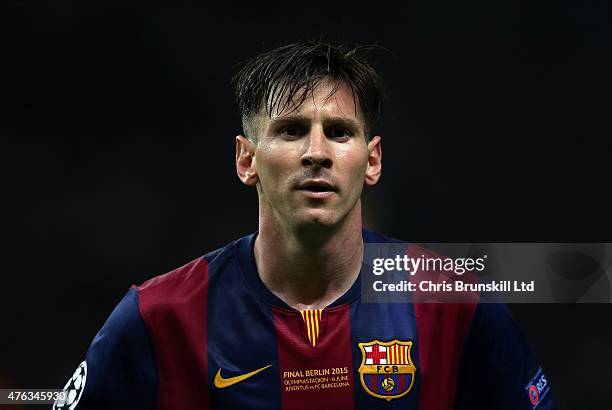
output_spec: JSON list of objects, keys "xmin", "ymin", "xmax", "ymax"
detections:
[{"xmin": 268, "ymin": 115, "xmax": 362, "ymax": 130}]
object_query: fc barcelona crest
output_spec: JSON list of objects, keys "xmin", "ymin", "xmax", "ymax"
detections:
[{"xmin": 357, "ymin": 339, "xmax": 417, "ymax": 401}]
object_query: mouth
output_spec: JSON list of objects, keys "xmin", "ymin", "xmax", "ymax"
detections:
[{"xmin": 296, "ymin": 180, "xmax": 338, "ymax": 198}]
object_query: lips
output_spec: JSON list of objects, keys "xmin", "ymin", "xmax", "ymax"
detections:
[
  {"xmin": 295, "ymin": 179, "xmax": 338, "ymax": 199},
  {"xmin": 296, "ymin": 180, "xmax": 338, "ymax": 193}
]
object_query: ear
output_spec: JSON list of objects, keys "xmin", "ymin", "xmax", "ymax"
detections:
[
  {"xmin": 235, "ymin": 135, "xmax": 259, "ymax": 186},
  {"xmin": 364, "ymin": 135, "xmax": 382, "ymax": 186}
]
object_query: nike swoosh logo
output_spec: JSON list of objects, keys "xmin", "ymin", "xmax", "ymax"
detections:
[{"xmin": 214, "ymin": 365, "xmax": 272, "ymax": 388}]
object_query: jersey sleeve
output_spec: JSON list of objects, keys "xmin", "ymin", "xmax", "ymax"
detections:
[
  {"xmin": 53, "ymin": 288, "xmax": 158, "ymax": 410},
  {"xmin": 455, "ymin": 303, "xmax": 555, "ymax": 410}
]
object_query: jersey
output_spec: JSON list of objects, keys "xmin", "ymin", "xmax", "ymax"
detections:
[{"xmin": 54, "ymin": 230, "xmax": 554, "ymax": 410}]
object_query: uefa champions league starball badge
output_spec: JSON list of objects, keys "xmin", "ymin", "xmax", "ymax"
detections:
[{"xmin": 53, "ymin": 361, "xmax": 87, "ymax": 410}]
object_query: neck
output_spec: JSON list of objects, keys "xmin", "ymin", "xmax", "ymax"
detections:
[{"xmin": 254, "ymin": 202, "xmax": 364, "ymax": 311}]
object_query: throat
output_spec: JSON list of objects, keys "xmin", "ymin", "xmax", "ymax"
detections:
[
  {"xmin": 272, "ymin": 268, "xmax": 359, "ymax": 311},
  {"xmin": 253, "ymin": 225, "xmax": 364, "ymax": 310}
]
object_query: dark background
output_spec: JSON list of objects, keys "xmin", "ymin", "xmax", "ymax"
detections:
[{"xmin": 2, "ymin": 1, "xmax": 611, "ymax": 409}]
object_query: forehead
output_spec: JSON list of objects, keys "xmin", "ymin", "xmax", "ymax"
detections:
[{"xmin": 265, "ymin": 80, "xmax": 364, "ymax": 124}]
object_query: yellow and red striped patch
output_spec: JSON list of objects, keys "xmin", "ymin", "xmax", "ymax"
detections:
[{"xmin": 299, "ymin": 309, "xmax": 323, "ymax": 347}]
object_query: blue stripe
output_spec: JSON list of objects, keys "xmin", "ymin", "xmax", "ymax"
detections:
[
  {"xmin": 206, "ymin": 239, "xmax": 282, "ymax": 410},
  {"xmin": 350, "ymin": 301, "xmax": 421, "ymax": 409}
]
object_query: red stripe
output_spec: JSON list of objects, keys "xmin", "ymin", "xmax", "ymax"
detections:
[
  {"xmin": 397, "ymin": 373, "xmax": 405, "ymax": 393},
  {"xmin": 136, "ymin": 257, "xmax": 210, "ymax": 410},
  {"xmin": 273, "ymin": 305, "xmax": 354, "ymax": 410},
  {"xmin": 414, "ymin": 301, "xmax": 477, "ymax": 410},
  {"xmin": 408, "ymin": 244, "xmax": 479, "ymax": 410},
  {"xmin": 411, "ymin": 248, "xmax": 479, "ymax": 410},
  {"xmin": 369, "ymin": 374, "xmax": 378, "ymax": 393}
]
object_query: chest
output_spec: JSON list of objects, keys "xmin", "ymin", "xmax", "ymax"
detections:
[{"xmin": 207, "ymin": 302, "xmax": 421, "ymax": 410}]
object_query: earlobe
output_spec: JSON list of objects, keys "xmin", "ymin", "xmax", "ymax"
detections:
[
  {"xmin": 235, "ymin": 135, "xmax": 259, "ymax": 186},
  {"xmin": 365, "ymin": 135, "xmax": 382, "ymax": 186}
]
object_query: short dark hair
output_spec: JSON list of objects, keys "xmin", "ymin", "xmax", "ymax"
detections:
[{"xmin": 233, "ymin": 41, "xmax": 384, "ymax": 140}]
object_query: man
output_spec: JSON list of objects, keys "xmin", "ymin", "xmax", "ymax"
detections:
[{"xmin": 55, "ymin": 41, "xmax": 554, "ymax": 409}]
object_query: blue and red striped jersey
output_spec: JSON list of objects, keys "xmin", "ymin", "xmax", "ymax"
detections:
[{"xmin": 54, "ymin": 230, "xmax": 554, "ymax": 410}]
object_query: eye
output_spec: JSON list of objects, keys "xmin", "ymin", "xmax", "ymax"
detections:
[
  {"xmin": 327, "ymin": 127, "xmax": 352, "ymax": 141},
  {"xmin": 279, "ymin": 125, "xmax": 306, "ymax": 139}
]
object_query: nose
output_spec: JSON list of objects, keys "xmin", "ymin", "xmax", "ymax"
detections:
[{"xmin": 301, "ymin": 126, "xmax": 333, "ymax": 169}]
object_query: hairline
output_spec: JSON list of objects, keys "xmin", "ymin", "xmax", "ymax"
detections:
[{"xmin": 242, "ymin": 78, "xmax": 371, "ymax": 142}]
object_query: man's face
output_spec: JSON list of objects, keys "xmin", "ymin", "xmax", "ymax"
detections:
[{"xmin": 237, "ymin": 80, "xmax": 381, "ymax": 231}]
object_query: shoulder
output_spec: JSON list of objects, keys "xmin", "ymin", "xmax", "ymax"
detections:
[
  {"xmin": 133, "ymin": 234, "xmax": 253, "ymax": 323},
  {"xmin": 363, "ymin": 229, "xmax": 456, "ymax": 262},
  {"xmin": 136, "ymin": 245, "xmax": 226, "ymax": 294},
  {"xmin": 362, "ymin": 228, "xmax": 403, "ymax": 243},
  {"xmin": 135, "ymin": 237, "xmax": 242, "ymax": 304},
  {"xmin": 369, "ymin": 232, "xmax": 481, "ymax": 338},
  {"xmin": 56, "ymin": 288, "xmax": 158, "ymax": 409}
]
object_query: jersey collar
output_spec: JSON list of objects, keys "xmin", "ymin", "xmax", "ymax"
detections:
[{"xmin": 236, "ymin": 230, "xmax": 387, "ymax": 310}]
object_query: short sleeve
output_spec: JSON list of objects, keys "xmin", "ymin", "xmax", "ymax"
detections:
[
  {"xmin": 53, "ymin": 288, "xmax": 158, "ymax": 410},
  {"xmin": 455, "ymin": 303, "xmax": 555, "ymax": 410}
]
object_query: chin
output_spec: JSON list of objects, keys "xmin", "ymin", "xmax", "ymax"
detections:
[{"xmin": 293, "ymin": 210, "xmax": 340, "ymax": 230}]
